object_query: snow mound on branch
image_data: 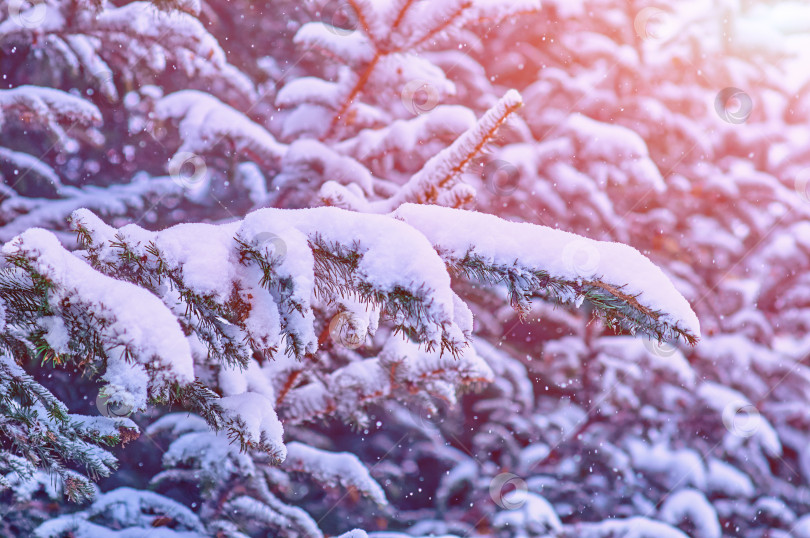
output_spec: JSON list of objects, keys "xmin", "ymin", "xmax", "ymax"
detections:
[
  {"xmin": 220, "ymin": 393, "xmax": 285, "ymax": 461},
  {"xmin": 706, "ymin": 459, "xmax": 754, "ymax": 497},
  {"xmin": 380, "ymin": 338, "xmax": 494, "ymax": 390},
  {"xmin": 155, "ymin": 90, "xmax": 285, "ymax": 164},
  {"xmin": 0, "ymin": 86, "xmax": 102, "ymax": 126},
  {"xmin": 492, "ymin": 491, "xmax": 562, "ymax": 533},
  {"xmin": 285, "ymin": 442, "xmax": 387, "ymax": 505},
  {"xmin": 659, "ymin": 489, "xmax": 721, "ymax": 538},
  {"xmin": 75, "ymin": 208, "xmax": 294, "ymax": 358},
  {"xmin": 86, "ymin": 487, "xmax": 204, "ymax": 530},
  {"xmin": 294, "ymin": 22, "xmax": 375, "ymax": 63},
  {"xmin": 393, "ymin": 203, "xmax": 700, "ymax": 340},
  {"xmin": 563, "ymin": 113, "xmax": 665, "ymax": 191},
  {"xmin": 243, "ymin": 206, "xmax": 463, "ymax": 348},
  {"xmin": 578, "ymin": 516, "xmax": 690, "ymax": 537},
  {"xmin": 626, "ymin": 439, "xmax": 706, "ymax": 490},
  {"xmin": 35, "ymin": 487, "xmax": 205, "ymax": 536},
  {"xmin": 2, "ymin": 229, "xmax": 193, "ymax": 408}
]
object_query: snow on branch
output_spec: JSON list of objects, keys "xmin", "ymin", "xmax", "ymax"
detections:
[
  {"xmin": 396, "ymin": 0, "xmax": 474, "ymax": 50},
  {"xmin": 284, "ymin": 442, "xmax": 387, "ymax": 505},
  {"xmin": 155, "ymin": 90, "xmax": 286, "ymax": 167},
  {"xmin": 279, "ymin": 342, "xmax": 492, "ymax": 425},
  {"xmin": 577, "ymin": 517, "xmax": 690, "ymax": 538},
  {"xmin": 0, "ymin": 147, "xmax": 63, "ymax": 197},
  {"xmin": 149, "ymin": 0, "xmax": 202, "ymax": 16},
  {"xmin": 221, "ymin": 393, "xmax": 285, "ymax": 462},
  {"xmin": 0, "ymin": 0, "xmax": 254, "ymax": 103},
  {"xmin": 93, "ymin": 1, "xmax": 255, "ymax": 100},
  {"xmin": 1, "ymin": 228, "xmax": 195, "ymax": 409},
  {"xmin": 393, "ymin": 204, "xmax": 701, "ymax": 344},
  {"xmin": 0, "ymin": 355, "xmax": 131, "ymax": 501},
  {"xmin": 35, "ymin": 487, "xmax": 206, "ymax": 536},
  {"xmin": 333, "ymin": 105, "xmax": 477, "ymax": 162},
  {"xmin": 2, "ymin": 194, "xmax": 699, "ymax": 491},
  {"xmin": 387, "ymin": 89, "xmax": 522, "ymax": 208},
  {"xmin": 241, "ymin": 206, "xmax": 467, "ymax": 353},
  {"xmin": 223, "ymin": 493, "xmax": 323, "ymax": 538},
  {"xmin": 294, "ymin": 22, "xmax": 375, "ymax": 65},
  {"xmin": 0, "ymin": 173, "xmax": 183, "ymax": 243},
  {"xmin": 290, "ymin": 0, "xmax": 537, "ymax": 142},
  {"xmin": 0, "ymin": 86, "xmax": 101, "ymax": 146},
  {"xmin": 323, "ymin": 90, "xmax": 523, "ymax": 212},
  {"xmin": 282, "ymin": 139, "xmax": 377, "ymax": 197},
  {"xmin": 275, "ymin": 75, "xmax": 350, "ymax": 111},
  {"xmin": 72, "ymin": 210, "xmax": 284, "ymax": 366},
  {"xmin": 46, "ymin": 205, "xmax": 477, "ymax": 456}
]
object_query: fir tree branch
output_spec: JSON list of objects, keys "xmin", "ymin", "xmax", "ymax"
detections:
[{"xmin": 373, "ymin": 89, "xmax": 523, "ymax": 211}]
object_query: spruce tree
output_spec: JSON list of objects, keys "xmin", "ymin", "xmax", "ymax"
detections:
[{"xmin": 3, "ymin": 0, "xmax": 808, "ymax": 537}]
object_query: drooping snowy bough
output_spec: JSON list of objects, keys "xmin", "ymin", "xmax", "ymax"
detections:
[
  {"xmin": 0, "ymin": 202, "xmax": 699, "ymax": 499},
  {"xmin": 394, "ymin": 204, "xmax": 700, "ymax": 344}
]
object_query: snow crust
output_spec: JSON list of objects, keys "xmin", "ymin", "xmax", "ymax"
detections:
[
  {"xmin": 393, "ymin": 203, "xmax": 701, "ymax": 339},
  {"xmin": 3, "ymin": 228, "xmax": 194, "ymax": 408},
  {"xmin": 285, "ymin": 442, "xmax": 387, "ymax": 505}
]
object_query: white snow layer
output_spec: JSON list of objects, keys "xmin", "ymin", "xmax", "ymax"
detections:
[
  {"xmin": 578, "ymin": 516, "xmax": 690, "ymax": 538},
  {"xmin": 659, "ymin": 488, "xmax": 721, "ymax": 538},
  {"xmin": 392, "ymin": 203, "xmax": 701, "ymax": 340},
  {"xmin": 220, "ymin": 393, "xmax": 285, "ymax": 460},
  {"xmin": 492, "ymin": 491, "xmax": 562, "ymax": 532},
  {"xmin": 285, "ymin": 442, "xmax": 387, "ymax": 505},
  {"xmin": 242, "ymin": 206, "xmax": 465, "ymax": 347},
  {"xmin": 155, "ymin": 90, "xmax": 285, "ymax": 164},
  {"xmin": 2, "ymin": 229, "xmax": 194, "ymax": 408}
]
